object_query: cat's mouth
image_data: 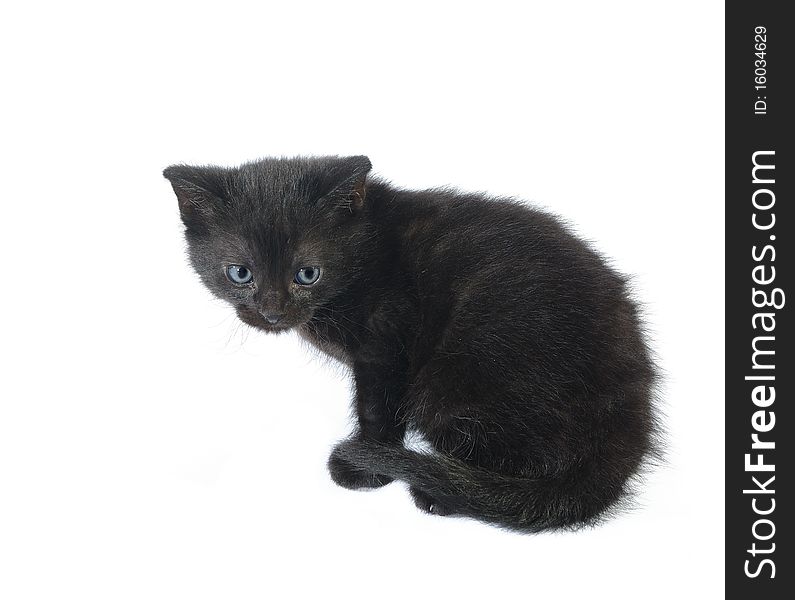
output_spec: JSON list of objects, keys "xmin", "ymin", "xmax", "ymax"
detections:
[{"xmin": 235, "ymin": 305, "xmax": 301, "ymax": 333}]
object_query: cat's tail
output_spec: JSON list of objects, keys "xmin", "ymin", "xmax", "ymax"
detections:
[{"xmin": 333, "ymin": 437, "xmax": 632, "ymax": 532}]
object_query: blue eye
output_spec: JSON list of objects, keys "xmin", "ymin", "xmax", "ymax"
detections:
[
  {"xmin": 226, "ymin": 265, "xmax": 253, "ymax": 284},
  {"xmin": 294, "ymin": 266, "xmax": 321, "ymax": 285}
]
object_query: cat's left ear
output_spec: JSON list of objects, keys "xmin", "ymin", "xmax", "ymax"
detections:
[
  {"xmin": 163, "ymin": 165, "xmax": 225, "ymax": 230},
  {"xmin": 328, "ymin": 155, "xmax": 372, "ymax": 212}
]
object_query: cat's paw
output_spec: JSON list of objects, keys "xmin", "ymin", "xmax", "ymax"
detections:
[
  {"xmin": 327, "ymin": 446, "xmax": 392, "ymax": 490},
  {"xmin": 409, "ymin": 486, "xmax": 456, "ymax": 516}
]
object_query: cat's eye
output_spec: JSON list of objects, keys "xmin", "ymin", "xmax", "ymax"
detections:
[
  {"xmin": 294, "ymin": 266, "xmax": 321, "ymax": 286},
  {"xmin": 226, "ymin": 265, "xmax": 253, "ymax": 285}
]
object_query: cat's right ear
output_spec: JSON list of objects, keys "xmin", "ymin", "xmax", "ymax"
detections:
[{"xmin": 163, "ymin": 165, "xmax": 222, "ymax": 229}]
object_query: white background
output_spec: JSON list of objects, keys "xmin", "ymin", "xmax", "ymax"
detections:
[{"xmin": 0, "ymin": 2, "xmax": 725, "ymax": 598}]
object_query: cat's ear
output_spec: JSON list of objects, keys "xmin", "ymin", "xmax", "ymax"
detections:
[
  {"xmin": 327, "ymin": 155, "xmax": 372, "ymax": 212},
  {"xmin": 163, "ymin": 165, "xmax": 223, "ymax": 228}
]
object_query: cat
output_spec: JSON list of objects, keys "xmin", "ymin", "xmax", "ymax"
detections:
[{"xmin": 164, "ymin": 155, "xmax": 659, "ymax": 532}]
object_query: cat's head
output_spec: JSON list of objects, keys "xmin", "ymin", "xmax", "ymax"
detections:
[{"xmin": 164, "ymin": 156, "xmax": 373, "ymax": 333}]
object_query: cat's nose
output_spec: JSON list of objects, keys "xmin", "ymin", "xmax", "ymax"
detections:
[{"xmin": 260, "ymin": 311, "xmax": 283, "ymax": 325}]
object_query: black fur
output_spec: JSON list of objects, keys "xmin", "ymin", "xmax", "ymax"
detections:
[{"xmin": 164, "ymin": 155, "xmax": 659, "ymax": 533}]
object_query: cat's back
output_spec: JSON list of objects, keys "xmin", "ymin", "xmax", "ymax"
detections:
[
  {"xmin": 371, "ymin": 183, "xmax": 647, "ymax": 386},
  {"xmin": 375, "ymin": 184, "xmax": 624, "ymax": 303}
]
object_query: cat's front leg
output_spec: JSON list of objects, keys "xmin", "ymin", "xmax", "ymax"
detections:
[
  {"xmin": 328, "ymin": 359, "xmax": 406, "ymax": 490},
  {"xmin": 352, "ymin": 358, "xmax": 407, "ymax": 444}
]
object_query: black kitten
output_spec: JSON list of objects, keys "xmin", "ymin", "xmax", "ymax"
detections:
[{"xmin": 164, "ymin": 156, "xmax": 658, "ymax": 532}]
